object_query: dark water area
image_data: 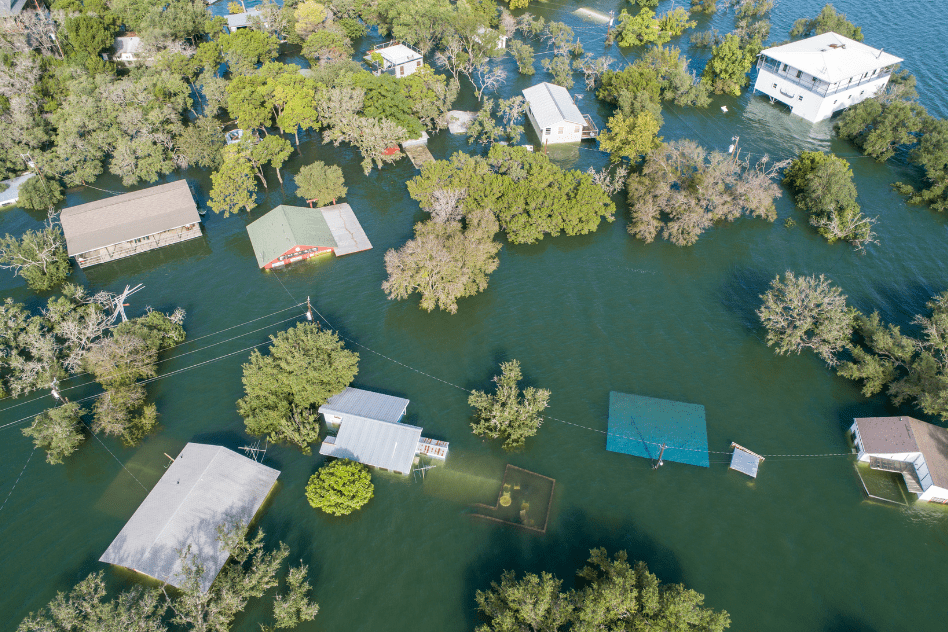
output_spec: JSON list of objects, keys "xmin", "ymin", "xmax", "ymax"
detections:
[{"xmin": 3, "ymin": 1, "xmax": 948, "ymax": 631}]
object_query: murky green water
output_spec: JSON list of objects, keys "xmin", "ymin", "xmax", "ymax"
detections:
[{"xmin": 3, "ymin": 1, "xmax": 948, "ymax": 631}]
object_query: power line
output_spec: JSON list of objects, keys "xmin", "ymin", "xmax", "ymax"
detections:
[{"xmin": 0, "ymin": 447, "xmax": 36, "ymax": 514}]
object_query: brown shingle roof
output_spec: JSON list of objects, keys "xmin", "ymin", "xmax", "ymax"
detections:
[
  {"xmin": 855, "ymin": 416, "xmax": 948, "ymax": 488},
  {"xmin": 60, "ymin": 181, "xmax": 200, "ymax": 256}
]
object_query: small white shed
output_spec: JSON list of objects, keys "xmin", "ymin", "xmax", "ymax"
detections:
[
  {"xmin": 522, "ymin": 82, "xmax": 587, "ymax": 145},
  {"xmin": 111, "ymin": 36, "xmax": 143, "ymax": 62},
  {"xmin": 365, "ymin": 41, "xmax": 423, "ymax": 77}
]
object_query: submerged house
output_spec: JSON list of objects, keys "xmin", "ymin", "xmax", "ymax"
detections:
[
  {"xmin": 61, "ymin": 180, "xmax": 202, "ymax": 268},
  {"xmin": 522, "ymin": 82, "xmax": 597, "ymax": 145},
  {"xmin": 365, "ymin": 40, "xmax": 422, "ymax": 77},
  {"xmin": 850, "ymin": 416, "xmax": 948, "ymax": 504},
  {"xmin": 754, "ymin": 32, "xmax": 902, "ymax": 123},
  {"xmin": 111, "ymin": 35, "xmax": 143, "ymax": 62},
  {"xmin": 245, "ymin": 203, "xmax": 372, "ymax": 269},
  {"xmin": 319, "ymin": 387, "xmax": 448, "ymax": 475},
  {"xmin": 100, "ymin": 443, "xmax": 280, "ymax": 591}
]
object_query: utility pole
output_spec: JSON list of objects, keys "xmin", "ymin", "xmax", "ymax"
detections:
[
  {"xmin": 306, "ymin": 296, "xmax": 313, "ymax": 321},
  {"xmin": 50, "ymin": 378, "xmax": 61, "ymax": 402},
  {"xmin": 652, "ymin": 443, "xmax": 667, "ymax": 469}
]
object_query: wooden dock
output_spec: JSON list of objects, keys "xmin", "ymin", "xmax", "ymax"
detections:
[{"xmin": 403, "ymin": 144, "xmax": 434, "ymax": 169}]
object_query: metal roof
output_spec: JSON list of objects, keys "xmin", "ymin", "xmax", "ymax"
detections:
[
  {"xmin": 114, "ymin": 36, "xmax": 142, "ymax": 55},
  {"xmin": 605, "ymin": 392, "xmax": 710, "ymax": 468},
  {"xmin": 319, "ymin": 387, "xmax": 409, "ymax": 424},
  {"xmin": 225, "ymin": 9, "xmax": 260, "ymax": 30},
  {"xmin": 729, "ymin": 445, "xmax": 763, "ymax": 478},
  {"xmin": 759, "ymin": 32, "xmax": 902, "ymax": 83},
  {"xmin": 246, "ymin": 205, "xmax": 337, "ymax": 268},
  {"xmin": 319, "ymin": 203, "xmax": 373, "ymax": 256},
  {"xmin": 60, "ymin": 181, "xmax": 200, "ymax": 256},
  {"xmin": 369, "ymin": 43, "xmax": 421, "ymax": 66},
  {"xmin": 320, "ymin": 416, "xmax": 422, "ymax": 475},
  {"xmin": 99, "ymin": 443, "xmax": 279, "ymax": 592},
  {"xmin": 855, "ymin": 417, "xmax": 948, "ymax": 488},
  {"xmin": 522, "ymin": 82, "xmax": 585, "ymax": 129},
  {"xmin": 0, "ymin": 173, "xmax": 34, "ymax": 207}
]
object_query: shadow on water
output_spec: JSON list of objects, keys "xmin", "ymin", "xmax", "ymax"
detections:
[
  {"xmin": 461, "ymin": 507, "xmax": 683, "ymax": 630},
  {"xmin": 822, "ymin": 611, "xmax": 880, "ymax": 632},
  {"xmin": 719, "ymin": 265, "xmax": 772, "ymax": 331}
]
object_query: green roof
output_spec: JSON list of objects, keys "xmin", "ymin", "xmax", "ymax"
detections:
[{"xmin": 246, "ymin": 205, "xmax": 338, "ymax": 268}]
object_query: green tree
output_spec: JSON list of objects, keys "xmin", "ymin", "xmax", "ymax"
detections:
[
  {"xmin": 469, "ymin": 359, "xmax": 550, "ymax": 451},
  {"xmin": 271, "ymin": 564, "xmax": 320, "ymax": 629},
  {"xmin": 475, "ymin": 571, "xmax": 573, "ymax": 632},
  {"xmin": 220, "ymin": 29, "xmax": 280, "ymax": 75},
  {"xmin": 227, "ymin": 74, "xmax": 274, "ymax": 132},
  {"xmin": 248, "ymin": 134, "xmax": 294, "ymax": 187},
  {"xmin": 15, "ymin": 176, "xmax": 64, "ymax": 212},
  {"xmin": 209, "ymin": 146, "xmax": 258, "ymax": 216},
  {"xmin": 757, "ymin": 271, "xmax": 855, "ymax": 367},
  {"xmin": 702, "ymin": 34, "xmax": 757, "ymax": 96},
  {"xmin": 400, "ymin": 65, "xmax": 459, "ymax": 131},
  {"xmin": 597, "ymin": 111, "xmax": 662, "ymax": 162},
  {"xmin": 835, "ymin": 98, "xmax": 926, "ymax": 162},
  {"xmin": 294, "ymin": 0, "xmax": 328, "ymax": 38},
  {"xmin": 382, "ymin": 209, "xmax": 502, "ymax": 314},
  {"xmin": 301, "ymin": 27, "xmax": 354, "ymax": 64},
  {"xmin": 175, "ymin": 115, "xmax": 224, "ymax": 169},
  {"xmin": 784, "ymin": 151, "xmax": 875, "ymax": 248},
  {"xmin": 305, "ymin": 459, "xmax": 374, "ymax": 516},
  {"xmin": 509, "ymin": 40, "xmax": 535, "ymax": 75},
  {"xmin": 598, "ymin": 46, "xmax": 709, "ymax": 108},
  {"xmin": 237, "ymin": 323, "xmax": 359, "ymax": 453},
  {"xmin": 293, "ymin": 160, "xmax": 346, "ymax": 206},
  {"xmin": 64, "ymin": 14, "xmax": 118, "ymax": 58},
  {"xmin": 613, "ymin": 9, "xmax": 667, "ymax": 47},
  {"xmin": 790, "ymin": 4, "xmax": 862, "ymax": 41},
  {"xmin": 0, "ymin": 223, "xmax": 72, "ymax": 291},
  {"xmin": 22, "ymin": 402, "xmax": 87, "ymax": 464}
]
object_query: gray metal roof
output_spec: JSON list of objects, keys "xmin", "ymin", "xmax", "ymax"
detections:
[
  {"xmin": 319, "ymin": 416, "xmax": 422, "ymax": 474},
  {"xmin": 319, "ymin": 387, "xmax": 409, "ymax": 424},
  {"xmin": 246, "ymin": 205, "xmax": 337, "ymax": 268},
  {"xmin": 729, "ymin": 447, "xmax": 762, "ymax": 478},
  {"xmin": 319, "ymin": 203, "xmax": 373, "ymax": 256},
  {"xmin": 760, "ymin": 32, "xmax": 902, "ymax": 83},
  {"xmin": 99, "ymin": 443, "xmax": 279, "ymax": 592},
  {"xmin": 522, "ymin": 82, "xmax": 584, "ymax": 129},
  {"xmin": 0, "ymin": 173, "xmax": 34, "ymax": 207},
  {"xmin": 60, "ymin": 180, "xmax": 200, "ymax": 256},
  {"xmin": 225, "ymin": 9, "xmax": 260, "ymax": 30}
]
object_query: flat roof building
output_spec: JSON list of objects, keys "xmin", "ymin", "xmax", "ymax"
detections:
[
  {"xmin": 850, "ymin": 416, "xmax": 948, "ymax": 504},
  {"xmin": 754, "ymin": 32, "xmax": 902, "ymax": 123},
  {"xmin": 100, "ymin": 443, "xmax": 280, "ymax": 592},
  {"xmin": 365, "ymin": 41, "xmax": 423, "ymax": 77},
  {"xmin": 61, "ymin": 180, "xmax": 202, "ymax": 268},
  {"xmin": 319, "ymin": 387, "xmax": 448, "ymax": 474},
  {"xmin": 224, "ymin": 9, "xmax": 261, "ymax": 32},
  {"xmin": 522, "ymin": 82, "xmax": 596, "ymax": 145},
  {"xmin": 245, "ymin": 203, "xmax": 372, "ymax": 269}
]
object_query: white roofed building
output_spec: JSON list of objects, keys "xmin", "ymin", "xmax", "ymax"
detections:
[
  {"xmin": 319, "ymin": 387, "xmax": 448, "ymax": 474},
  {"xmin": 522, "ymin": 82, "xmax": 596, "ymax": 145},
  {"xmin": 365, "ymin": 41, "xmax": 423, "ymax": 77},
  {"xmin": 111, "ymin": 36, "xmax": 144, "ymax": 62},
  {"xmin": 753, "ymin": 32, "xmax": 902, "ymax": 123}
]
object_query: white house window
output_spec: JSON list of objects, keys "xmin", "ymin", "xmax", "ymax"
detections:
[
  {"xmin": 860, "ymin": 90, "xmax": 865, "ymax": 95},
  {"xmin": 544, "ymin": 127, "xmax": 551, "ymax": 134},
  {"xmin": 416, "ymin": 60, "xmax": 421, "ymax": 67},
  {"xmin": 798, "ymin": 95, "xmax": 803, "ymax": 101},
  {"xmin": 574, "ymin": 126, "xmax": 580, "ymax": 133},
  {"xmin": 781, "ymin": 63, "xmax": 788, "ymax": 72},
  {"xmin": 558, "ymin": 127, "xmax": 563, "ymax": 134},
  {"xmin": 796, "ymin": 70, "xmax": 802, "ymax": 78}
]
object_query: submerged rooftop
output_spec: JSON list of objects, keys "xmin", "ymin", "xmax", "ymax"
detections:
[{"xmin": 606, "ymin": 392, "xmax": 710, "ymax": 468}]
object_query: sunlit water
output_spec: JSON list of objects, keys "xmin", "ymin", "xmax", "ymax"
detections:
[{"xmin": 3, "ymin": 1, "xmax": 948, "ymax": 631}]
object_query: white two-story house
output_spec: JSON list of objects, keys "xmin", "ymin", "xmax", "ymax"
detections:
[
  {"xmin": 754, "ymin": 32, "xmax": 902, "ymax": 123},
  {"xmin": 850, "ymin": 416, "xmax": 948, "ymax": 504}
]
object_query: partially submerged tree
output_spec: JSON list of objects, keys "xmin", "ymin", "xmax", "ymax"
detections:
[
  {"xmin": 784, "ymin": 151, "xmax": 877, "ymax": 250},
  {"xmin": 702, "ymin": 33, "xmax": 759, "ymax": 96},
  {"xmin": 305, "ymin": 459, "xmax": 374, "ymax": 516},
  {"xmin": 293, "ymin": 160, "xmax": 346, "ymax": 207},
  {"xmin": 14, "ymin": 176, "xmax": 64, "ymax": 212},
  {"xmin": 0, "ymin": 222, "xmax": 72, "ymax": 291},
  {"xmin": 597, "ymin": 111, "xmax": 662, "ymax": 163},
  {"xmin": 22, "ymin": 402, "xmax": 87, "ymax": 465},
  {"xmin": 237, "ymin": 323, "xmax": 359, "ymax": 453},
  {"xmin": 382, "ymin": 209, "xmax": 502, "ymax": 314},
  {"xmin": 790, "ymin": 4, "xmax": 862, "ymax": 41},
  {"xmin": 469, "ymin": 359, "xmax": 550, "ymax": 451},
  {"xmin": 757, "ymin": 272, "xmax": 855, "ymax": 366}
]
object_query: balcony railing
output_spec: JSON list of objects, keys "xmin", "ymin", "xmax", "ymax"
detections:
[{"xmin": 756, "ymin": 58, "xmax": 892, "ymax": 98}]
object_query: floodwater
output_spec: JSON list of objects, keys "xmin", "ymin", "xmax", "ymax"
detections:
[{"xmin": 3, "ymin": 1, "xmax": 948, "ymax": 631}]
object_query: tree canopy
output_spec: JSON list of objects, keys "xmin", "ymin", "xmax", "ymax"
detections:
[
  {"xmin": 237, "ymin": 323, "xmax": 359, "ymax": 453},
  {"xmin": 475, "ymin": 548, "xmax": 730, "ymax": 632},
  {"xmin": 22, "ymin": 401, "xmax": 87, "ymax": 464},
  {"xmin": 294, "ymin": 160, "xmax": 346, "ymax": 207},
  {"xmin": 790, "ymin": 4, "xmax": 862, "ymax": 41},
  {"xmin": 469, "ymin": 359, "xmax": 550, "ymax": 451},
  {"xmin": 305, "ymin": 459, "xmax": 374, "ymax": 516},
  {"xmin": 0, "ymin": 222, "xmax": 72, "ymax": 291}
]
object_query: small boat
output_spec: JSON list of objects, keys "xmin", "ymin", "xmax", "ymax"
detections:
[{"xmin": 224, "ymin": 129, "xmax": 244, "ymax": 145}]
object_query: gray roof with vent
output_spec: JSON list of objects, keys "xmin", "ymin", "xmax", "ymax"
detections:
[
  {"xmin": 99, "ymin": 443, "xmax": 279, "ymax": 592},
  {"xmin": 319, "ymin": 387, "xmax": 409, "ymax": 423},
  {"xmin": 522, "ymin": 82, "xmax": 584, "ymax": 129},
  {"xmin": 60, "ymin": 180, "xmax": 200, "ymax": 256}
]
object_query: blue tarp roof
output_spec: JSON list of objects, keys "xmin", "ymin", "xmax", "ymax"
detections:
[{"xmin": 606, "ymin": 392, "xmax": 710, "ymax": 468}]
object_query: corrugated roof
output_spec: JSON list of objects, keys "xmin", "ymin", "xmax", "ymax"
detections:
[
  {"xmin": 759, "ymin": 32, "xmax": 902, "ymax": 83},
  {"xmin": 320, "ymin": 416, "xmax": 422, "ymax": 474},
  {"xmin": 99, "ymin": 443, "xmax": 280, "ymax": 592},
  {"xmin": 225, "ymin": 9, "xmax": 260, "ymax": 29},
  {"xmin": 60, "ymin": 181, "xmax": 200, "ymax": 256},
  {"xmin": 246, "ymin": 205, "xmax": 337, "ymax": 268},
  {"xmin": 522, "ymin": 82, "xmax": 584, "ymax": 129},
  {"xmin": 729, "ymin": 447, "xmax": 762, "ymax": 478},
  {"xmin": 319, "ymin": 203, "xmax": 373, "ymax": 256},
  {"xmin": 319, "ymin": 387, "xmax": 409, "ymax": 424}
]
